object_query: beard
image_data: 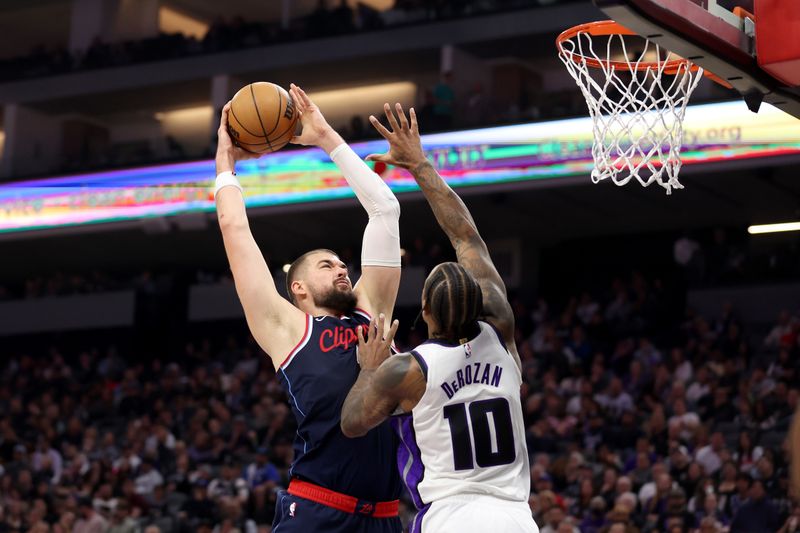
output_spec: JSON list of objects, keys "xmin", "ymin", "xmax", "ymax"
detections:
[{"xmin": 313, "ymin": 283, "xmax": 357, "ymax": 315}]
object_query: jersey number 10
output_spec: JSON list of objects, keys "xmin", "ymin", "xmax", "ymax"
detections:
[{"xmin": 443, "ymin": 397, "xmax": 516, "ymax": 471}]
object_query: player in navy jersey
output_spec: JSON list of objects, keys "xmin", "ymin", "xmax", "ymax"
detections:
[
  {"xmin": 340, "ymin": 104, "xmax": 538, "ymax": 532},
  {"xmin": 214, "ymin": 84, "xmax": 403, "ymax": 532}
]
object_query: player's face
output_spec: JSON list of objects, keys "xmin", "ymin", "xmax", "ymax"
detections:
[{"xmin": 305, "ymin": 253, "xmax": 356, "ymax": 313}]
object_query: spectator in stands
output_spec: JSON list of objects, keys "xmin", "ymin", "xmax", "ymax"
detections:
[
  {"xmin": 695, "ymin": 431, "xmax": 727, "ymax": 475},
  {"xmin": 432, "ymin": 71, "xmax": 455, "ymax": 130},
  {"xmin": 595, "ymin": 377, "xmax": 634, "ymax": 419},
  {"xmin": 243, "ymin": 447, "xmax": 280, "ymax": 518},
  {"xmin": 764, "ymin": 310, "xmax": 796, "ymax": 350},
  {"xmin": 107, "ymin": 500, "xmax": 137, "ymax": 533},
  {"xmin": 207, "ymin": 458, "xmax": 249, "ymax": 507},
  {"xmin": 730, "ymin": 479, "xmax": 782, "ymax": 532},
  {"xmin": 695, "ymin": 491, "xmax": 729, "ymax": 527},
  {"xmin": 31, "ymin": 436, "xmax": 63, "ymax": 485},
  {"xmin": 73, "ymin": 496, "xmax": 108, "ymax": 533},
  {"xmin": 178, "ymin": 479, "xmax": 216, "ymax": 531}
]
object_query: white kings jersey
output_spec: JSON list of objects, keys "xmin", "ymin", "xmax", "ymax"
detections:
[{"xmin": 392, "ymin": 321, "xmax": 530, "ymax": 511}]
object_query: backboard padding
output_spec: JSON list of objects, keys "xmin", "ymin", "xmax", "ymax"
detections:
[{"xmin": 593, "ymin": 0, "xmax": 800, "ymax": 119}]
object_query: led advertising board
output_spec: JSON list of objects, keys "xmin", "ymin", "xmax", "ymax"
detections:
[{"xmin": 1, "ymin": 101, "xmax": 798, "ymax": 234}]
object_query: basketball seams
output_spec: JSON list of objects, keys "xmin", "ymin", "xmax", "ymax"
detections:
[
  {"xmin": 268, "ymin": 100, "xmax": 298, "ymax": 144},
  {"xmin": 265, "ymin": 84, "xmax": 283, "ymax": 137},
  {"xmin": 232, "ymin": 138, "xmax": 271, "ymax": 147},
  {"xmin": 269, "ymin": 128, "xmax": 295, "ymax": 148},
  {"xmin": 229, "ymin": 104, "xmax": 262, "ymax": 138},
  {"xmin": 250, "ymin": 84, "xmax": 274, "ymax": 153}
]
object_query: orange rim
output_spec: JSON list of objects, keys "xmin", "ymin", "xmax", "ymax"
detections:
[{"xmin": 556, "ymin": 20, "xmax": 732, "ymax": 88}]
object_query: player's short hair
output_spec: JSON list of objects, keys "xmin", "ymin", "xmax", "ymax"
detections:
[
  {"xmin": 422, "ymin": 262, "xmax": 483, "ymax": 344},
  {"xmin": 285, "ymin": 248, "xmax": 338, "ymax": 304}
]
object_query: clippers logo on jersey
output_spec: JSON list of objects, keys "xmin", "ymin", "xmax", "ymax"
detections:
[{"xmin": 319, "ymin": 324, "xmax": 367, "ymax": 353}]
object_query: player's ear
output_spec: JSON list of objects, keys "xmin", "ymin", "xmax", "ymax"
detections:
[
  {"xmin": 291, "ymin": 279, "xmax": 306, "ymax": 300},
  {"xmin": 421, "ymin": 300, "xmax": 435, "ymax": 326}
]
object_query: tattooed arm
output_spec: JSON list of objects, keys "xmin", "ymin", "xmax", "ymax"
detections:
[
  {"xmin": 341, "ymin": 354, "xmax": 426, "ymax": 437},
  {"xmin": 341, "ymin": 314, "xmax": 426, "ymax": 438},
  {"xmin": 367, "ymin": 103, "xmax": 519, "ymax": 370}
]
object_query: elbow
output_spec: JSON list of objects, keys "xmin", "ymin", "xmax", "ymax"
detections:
[
  {"xmin": 340, "ymin": 419, "xmax": 366, "ymax": 439},
  {"xmin": 372, "ymin": 194, "xmax": 400, "ymax": 221},
  {"xmin": 386, "ymin": 195, "xmax": 401, "ymax": 219},
  {"xmin": 217, "ymin": 212, "xmax": 248, "ymax": 233},
  {"xmin": 450, "ymin": 223, "xmax": 480, "ymax": 244}
]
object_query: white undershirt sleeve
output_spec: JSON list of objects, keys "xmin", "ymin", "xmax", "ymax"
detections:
[{"xmin": 330, "ymin": 143, "xmax": 401, "ymax": 268}]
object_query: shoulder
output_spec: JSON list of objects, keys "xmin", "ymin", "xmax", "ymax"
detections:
[
  {"xmin": 371, "ymin": 353, "xmax": 427, "ymax": 405},
  {"xmin": 374, "ymin": 354, "xmax": 423, "ymax": 390},
  {"xmin": 480, "ymin": 319, "xmax": 508, "ymax": 345},
  {"xmin": 374, "ymin": 353, "xmax": 428, "ymax": 411},
  {"xmin": 350, "ymin": 308, "xmax": 372, "ymax": 323}
]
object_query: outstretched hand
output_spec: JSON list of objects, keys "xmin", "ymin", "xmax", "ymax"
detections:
[
  {"xmin": 288, "ymin": 83, "xmax": 337, "ymax": 149},
  {"xmin": 356, "ymin": 314, "xmax": 399, "ymax": 371},
  {"xmin": 216, "ymin": 102, "xmax": 260, "ymax": 175},
  {"xmin": 366, "ymin": 103, "xmax": 428, "ymax": 170}
]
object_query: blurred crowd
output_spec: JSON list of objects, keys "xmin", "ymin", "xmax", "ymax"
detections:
[
  {"xmin": 673, "ymin": 229, "xmax": 800, "ymax": 288},
  {"xmin": 1, "ymin": 243, "xmax": 799, "ymax": 532},
  {"xmin": 0, "ymin": 271, "xmax": 165, "ymax": 302},
  {"xmin": 0, "ymin": 0, "xmax": 569, "ymax": 82}
]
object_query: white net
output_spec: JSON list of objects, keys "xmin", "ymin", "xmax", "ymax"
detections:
[{"xmin": 558, "ymin": 27, "xmax": 704, "ymax": 194}]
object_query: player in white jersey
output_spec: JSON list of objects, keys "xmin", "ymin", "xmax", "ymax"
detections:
[{"xmin": 340, "ymin": 103, "xmax": 538, "ymax": 533}]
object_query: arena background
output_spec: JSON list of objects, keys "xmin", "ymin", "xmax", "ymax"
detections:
[{"xmin": 0, "ymin": 1, "xmax": 799, "ymax": 532}]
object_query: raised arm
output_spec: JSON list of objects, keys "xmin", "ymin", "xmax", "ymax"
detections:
[
  {"xmin": 214, "ymin": 103, "xmax": 305, "ymax": 368},
  {"xmin": 288, "ymin": 85, "xmax": 401, "ymax": 326},
  {"xmin": 367, "ymin": 104, "xmax": 519, "ymax": 368}
]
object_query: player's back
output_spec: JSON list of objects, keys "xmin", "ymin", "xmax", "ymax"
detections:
[{"xmin": 394, "ymin": 321, "xmax": 530, "ymax": 508}]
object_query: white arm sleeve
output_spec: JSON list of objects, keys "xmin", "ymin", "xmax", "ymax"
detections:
[{"xmin": 330, "ymin": 143, "xmax": 401, "ymax": 267}]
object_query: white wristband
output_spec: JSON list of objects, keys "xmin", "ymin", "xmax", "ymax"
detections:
[{"xmin": 214, "ymin": 171, "xmax": 242, "ymax": 198}]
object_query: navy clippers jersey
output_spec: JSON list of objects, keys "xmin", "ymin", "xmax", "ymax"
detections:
[{"xmin": 277, "ymin": 309, "xmax": 402, "ymax": 501}]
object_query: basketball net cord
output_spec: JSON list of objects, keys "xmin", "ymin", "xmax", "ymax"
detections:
[{"xmin": 559, "ymin": 31, "xmax": 704, "ymax": 194}]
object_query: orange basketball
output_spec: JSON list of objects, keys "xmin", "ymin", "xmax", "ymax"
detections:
[{"xmin": 228, "ymin": 82, "xmax": 298, "ymax": 154}]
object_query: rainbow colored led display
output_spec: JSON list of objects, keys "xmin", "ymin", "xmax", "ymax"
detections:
[{"xmin": 1, "ymin": 101, "xmax": 799, "ymax": 234}]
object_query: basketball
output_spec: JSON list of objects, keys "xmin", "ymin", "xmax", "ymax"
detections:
[{"xmin": 228, "ymin": 82, "xmax": 298, "ymax": 154}]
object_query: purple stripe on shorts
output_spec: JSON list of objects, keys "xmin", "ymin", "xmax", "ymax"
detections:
[
  {"xmin": 392, "ymin": 414, "xmax": 426, "ymax": 510},
  {"xmin": 411, "ymin": 503, "xmax": 431, "ymax": 533}
]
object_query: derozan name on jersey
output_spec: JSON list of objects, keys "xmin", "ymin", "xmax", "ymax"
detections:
[{"xmin": 440, "ymin": 361, "xmax": 503, "ymax": 399}]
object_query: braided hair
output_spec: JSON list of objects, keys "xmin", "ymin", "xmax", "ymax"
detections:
[{"xmin": 422, "ymin": 262, "xmax": 483, "ymax": 344}]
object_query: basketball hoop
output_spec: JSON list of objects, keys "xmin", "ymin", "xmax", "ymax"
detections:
[{"xmin": 557, "ymin": 21, "xmax": 724, "ymax": 194}]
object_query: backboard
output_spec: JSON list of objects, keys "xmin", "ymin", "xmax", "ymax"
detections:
[{"xmin": 593, "ymin": 0, "xmax": 800, "ymax": 120}]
